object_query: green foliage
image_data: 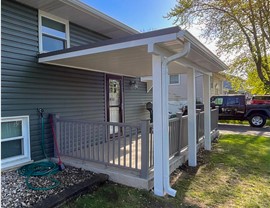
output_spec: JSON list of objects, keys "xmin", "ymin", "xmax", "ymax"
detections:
[
  {"xmin": 226, "ymin": 58, "xmax": 270, "ymax": 94},
  {"xmin": 246, "ymin": 68, "xmax": 270, "ymax": 94},
  {"xmin": 225, "ymin": 71, "xmax": 270, "ymax": 95},
  {"xmin": 167, "ymin": 0, "xmax": 270, "ymax": 87}
]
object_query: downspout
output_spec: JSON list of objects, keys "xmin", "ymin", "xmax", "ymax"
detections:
[{"xmin": 161, "ymin": 41, "xmax": 191, "ymax": 197}]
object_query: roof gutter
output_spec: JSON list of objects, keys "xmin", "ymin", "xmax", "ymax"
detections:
[{"xmin": 161, "ymin": 42, "xmax": 191, "ymax": 197}]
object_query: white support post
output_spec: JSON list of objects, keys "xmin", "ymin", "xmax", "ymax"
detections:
[
  {"xmin": 152, "ymin": 54, "xmax": 164, "ymax": 196},
  {"xmin": 187, "ymin": 68, "xmax": 197, "ymax": 167},
  {"xmin": 203, "ymin": 74, "xmax": 211, "ymax": 150},
  {"xmin": 151, "ymin": 42, "xmax": 190, "ymax": 197}
]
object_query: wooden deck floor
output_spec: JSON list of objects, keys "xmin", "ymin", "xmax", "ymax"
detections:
[{"xmin": 60, "ymin": 136, "xmax": 153, "ymax": 171}]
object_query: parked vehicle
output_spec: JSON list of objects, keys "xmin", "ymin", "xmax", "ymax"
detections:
[
  {"xmin": 181, "ymin": 103, "xmax": 216, "ymax": 116},
  {"xmin": 250, "ymin": 95, "xmax": 270, "ymax": 105},
  {"xmin": 211, "ymin": 94, "xmax": 270, "ymax": 127}
]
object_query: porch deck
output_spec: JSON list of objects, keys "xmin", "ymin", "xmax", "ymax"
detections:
[
  {"xmin": 53, "ymin": 109, "xmax": 219, "ymax": 190},
  {"xmin": 62, "ymin": 134, "xmax": 145, "ymax": 170}
]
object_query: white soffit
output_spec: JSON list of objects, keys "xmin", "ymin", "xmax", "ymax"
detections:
[{"xmin": 15, "ymin": 0, "xmax": 138, "ymax": 38}]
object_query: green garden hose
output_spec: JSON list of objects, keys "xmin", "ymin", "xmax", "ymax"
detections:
[
  {"xmin": 18, "ymin": 109, "xmax": 61, "ymax": 191},
  {"xmin": 18, "ymin": 161, "xmax": 60, "ymax": 191}
]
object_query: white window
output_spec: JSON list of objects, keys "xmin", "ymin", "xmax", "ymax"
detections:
[
  {"xmin": 39, "ymin": 11, "xmax": 70, "ymax": 53},
  {"xmin": 1, "ymin": 116, "xmax": 31, "ymax": 170},
  {"xmin": 169, "ymin": 75, "xmax": 181, "ymax": 85}
]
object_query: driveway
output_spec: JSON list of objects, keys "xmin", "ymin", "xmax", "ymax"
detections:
[{"xmin": 218, "ymin": 123, "xmax": 270, "ymax": 137}]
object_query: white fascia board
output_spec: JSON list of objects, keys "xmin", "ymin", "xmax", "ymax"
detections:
[
  {"xmin": 39, "ymin": 32, "xmax": 181, "ymax": 63},
  {"xmin": 61, "ymin": 0, "xmax": 138, "ymax": 35},
  {"xmin": 183, "ymin": 31, "xmax": 228, "ymax": 71}
]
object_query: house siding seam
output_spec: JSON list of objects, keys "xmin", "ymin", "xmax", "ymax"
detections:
[
  {"xmin": 1, "ymin": 0, "xmax": 106, "ymax": 161},
  {"xmin": 1, "ymin": 0, "xmax": 153, "ymax": 162}
]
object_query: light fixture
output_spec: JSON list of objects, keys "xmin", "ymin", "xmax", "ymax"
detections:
[{"xmin": 129, "ymin": 80, "xmax": 138, "ymax": 89}]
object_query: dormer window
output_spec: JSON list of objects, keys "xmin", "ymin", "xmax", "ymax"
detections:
[{"xmin": 39, "ymin": 11, "xmax": 70, "ymax": 53}]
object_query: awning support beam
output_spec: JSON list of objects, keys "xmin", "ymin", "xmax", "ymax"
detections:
[
  {"xmin": 187, "ymin": 67, "xmax": 197, "ymax": 167},
  {"xmin": 152, "ymin": 54, "xmax": 164, "ymax": 196},
  {"xmin": 152, "ymin": 42, "xmax": 190, "ymax": 197},
  {"xmin": 203, "ymin": 74, "xmax": 211, "ymax": 150}
]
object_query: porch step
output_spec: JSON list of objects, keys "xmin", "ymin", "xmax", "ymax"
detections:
[{"xmin": 34, "ymin": 173, "xmax": 108, "ymax": 208}]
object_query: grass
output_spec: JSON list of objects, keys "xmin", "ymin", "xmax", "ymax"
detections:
[
  {"xmin": 63, "ymin": 135, "xmax": 270, "ymax": 208},
  {"xmin": 219, "ymin": 119, "xmax": 270, "ymax": 126}
]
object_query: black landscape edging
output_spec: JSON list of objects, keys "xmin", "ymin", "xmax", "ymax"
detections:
[{"xmin": 33, "ymin": 173, "xmax": 108, "ymax": 208}]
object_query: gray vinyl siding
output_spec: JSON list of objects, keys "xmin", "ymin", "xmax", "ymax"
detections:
[
  {"xmin": 123, "ymin": 77, "xmax": 152, "ymax": 124},
  {"xmin": 1, "ymin": 0, "xmax": 152, "ymax": 162},
  {"xmin": 70, "ymin": 23, "xmax": 109, "ymax": 47},
  {"xmin": 1, "ymin": 0, "xmax": 106, "ymax": 161}
]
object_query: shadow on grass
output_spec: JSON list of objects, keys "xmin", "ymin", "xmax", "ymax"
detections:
[
  {"xmin": 169, "ymin": 150, "xmax": 213, "ymax": 207},
  {"xmin": 170, "ymin": 134, "xmax": 270, "ymax": 207}
]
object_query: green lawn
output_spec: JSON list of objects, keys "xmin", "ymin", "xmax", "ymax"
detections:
[
  {"xmin": 63, "ymin": 135, "xmax": 270, "ymax": 208},
  {"xmin": 219, "ymin": 119, "xmax": 270, "ymax": 126}
]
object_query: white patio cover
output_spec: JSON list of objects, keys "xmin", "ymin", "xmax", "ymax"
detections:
[{"xmin": 39, "ymin": 26, "xmax": 227, "ymax": 197}]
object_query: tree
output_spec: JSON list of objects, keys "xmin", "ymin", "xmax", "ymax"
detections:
[
  {"xmin": 226, "ymin": 68, "xmax": 270, "ymax": 94},
  {"xmin": 246, "ymin": 69, "xmax": 270, "ymax": 94},
  {"xmin": 166, "ymin": 0, "xmax": 270, "ymax": 87}
]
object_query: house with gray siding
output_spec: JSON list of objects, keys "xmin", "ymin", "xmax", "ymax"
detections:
[
  {"xmin": 1, "ymin": 0, "xmax": 152, "ymax": 170},
  {"xmin": 1, "ymin": 0, "xmax": 227, "ymax": 196}
]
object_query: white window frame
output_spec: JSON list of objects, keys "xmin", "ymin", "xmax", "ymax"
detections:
[
  {"xmin": 38, "ymin": 10, "xmax": 70, "ymax": 53},
  {"xmin": 1, "ymin": 116, "xmax": 31, "ymax": 170},
  {"xmin": 169, "ymin": 74, "xmax": 181, "ymax": 85}
]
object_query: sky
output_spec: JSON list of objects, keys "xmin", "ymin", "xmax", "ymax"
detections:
[
  {"xmin": 81, "ymin": 0, "xmax": 217, "ymax": 53},
  {"xmin": 81, "ymin": 0, "xmax": 176, "ymax": 31}
]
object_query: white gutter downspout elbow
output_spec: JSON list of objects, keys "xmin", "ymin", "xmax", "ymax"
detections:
[{"xmin": 161, "ymin": 41, "xmax": 191, "ymax": 197}]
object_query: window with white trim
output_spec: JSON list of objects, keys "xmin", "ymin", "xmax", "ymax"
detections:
[
  {"xmin": 1, "ymin": 116, "xmax": 31, "ymax": 169},
  {"xmin": 169, "ymin": 75, "xmax": 181, "ymax": 85},
  {"xmin": 39, "ymin": 11, "xmax": 70, "ymax": 53}
]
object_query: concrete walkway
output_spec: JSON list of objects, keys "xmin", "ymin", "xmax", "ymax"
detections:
[{"xmin": 218, "ymin": 123, "xmax": 270, "ymax": 137}]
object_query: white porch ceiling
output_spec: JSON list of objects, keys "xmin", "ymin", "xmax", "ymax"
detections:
[
  {"xmin": 44, "ymin": 45, "xmax": 154, "ymax": 77},
  {"xmin": 39, "ymin": 27, "xmax": 228, "ymax": 77}
]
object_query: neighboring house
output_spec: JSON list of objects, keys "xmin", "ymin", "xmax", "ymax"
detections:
[
  {"xmin": 210, "ymin": 72, "xmax": 226, "ymax": 96},
  {"xmin": 1, "ymin": 0, "xmax": 227, "ymax": 196},
  {"xmin": 168, "ymin": 72, "xmax": 226, "ymax": 114}
]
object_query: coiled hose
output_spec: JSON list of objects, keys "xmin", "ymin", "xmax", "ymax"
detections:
[
  {"xmin": 18, "ymin": 110, "xmax": 60, "ymax": 191},
  {"xmin": 18, "ymin": 161, "xmax": 60, "ymax": 191}
]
